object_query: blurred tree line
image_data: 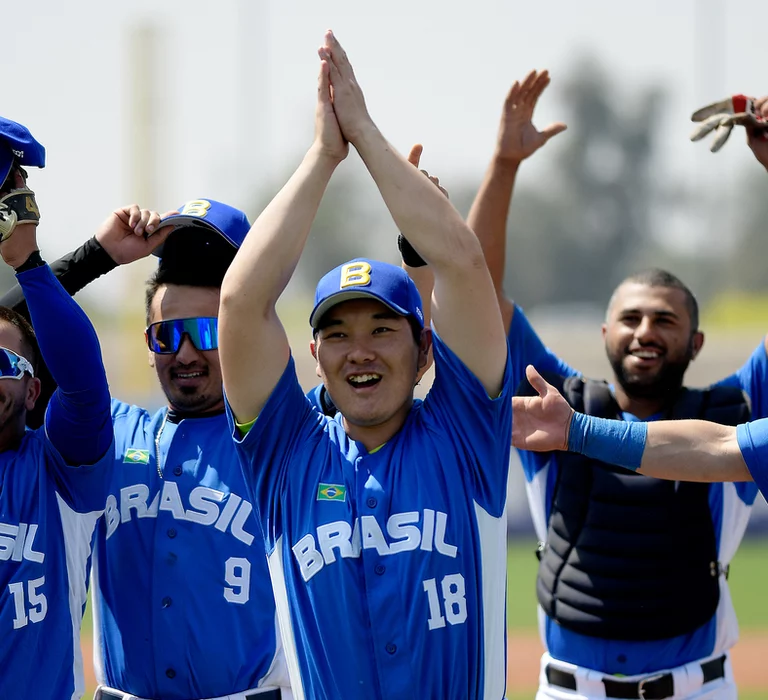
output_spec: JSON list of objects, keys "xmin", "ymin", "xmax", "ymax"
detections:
[{"xmin": 248, "ymin": 56, "xmax": 767, "ymax": 316}]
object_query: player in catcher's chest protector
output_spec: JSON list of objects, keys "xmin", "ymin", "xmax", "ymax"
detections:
[
  {"xmin": 0, "ymin": 117, "xmax": 114, "ymax": 700},
  {"xmin": 466, "ymin": 75, "xmax": 768, "ymax": 699},
  {"xmin": 220, "ymin": 31, "xmax": 513, "ymax": 700},
  {"xmin": 515, "ymin": 370, "xmax": 768, "ymax": 528},
  {"xmin": 1, "ymin": 200, "xmax": 292, "ymax": 700}
]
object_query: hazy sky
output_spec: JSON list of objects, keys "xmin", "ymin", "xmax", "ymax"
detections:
[{"xmin": 6, "ymin": 0, "xmax": 766, "ymax": 307}]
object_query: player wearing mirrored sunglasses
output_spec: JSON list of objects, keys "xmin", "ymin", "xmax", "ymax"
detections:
[
  {"xmin": 145, "ymin": 317, "xmax": 218, "ymax": 356},
  {"xmin": 0, "ymin": 117, "xmax": 114, "ymax": 700},
  {"xmin": 2, "ymin": 201, "xmax": 294, "ymax": 700}
]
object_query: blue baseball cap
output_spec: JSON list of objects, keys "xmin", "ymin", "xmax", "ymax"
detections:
[
  {"xmin": 153, "ymin": 198, "xmax": 251, "ymax": 257},
  {"xmin": 0, "ymin": 117, "xmax": 46, "ymax": 184},
  {"xmin": 310, "ymin": 258, "xmax": 424, "ymax": 330}
]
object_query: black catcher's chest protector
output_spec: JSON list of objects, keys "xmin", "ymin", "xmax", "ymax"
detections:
[{"xmin": 524, "ymin": 374, "xmax": 750, "ymax": 641}]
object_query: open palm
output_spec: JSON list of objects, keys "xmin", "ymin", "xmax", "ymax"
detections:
[{"xmin": 496, "ymin": 70, "xmax": 567, "ymax": 163}]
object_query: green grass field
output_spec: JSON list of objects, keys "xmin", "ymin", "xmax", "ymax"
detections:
[
  {"xmin": 505, "ymin": 694, "xmax": 766, "ymax": 700},
  {"xmin": 503, "ymin": 537, "xmax": 768, "ymax": 699},
  {"xmin": 80, "ymin": 538, "xmax": 768, "ymax": 699},
  {"xmin": 506, "ymin": 695, "xmax": 765, "ymax": 700}
]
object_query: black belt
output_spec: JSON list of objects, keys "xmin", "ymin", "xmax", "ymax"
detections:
[
  {"xmin": 546, "ymin": 655, "xmax": 726, "ymax": 700},
  {"xmin": 98, "ymin": 690, "xmax": 281, "ymax": 700}
]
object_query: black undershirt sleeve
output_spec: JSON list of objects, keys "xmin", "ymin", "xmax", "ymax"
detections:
[{"xmin": 0, "ymin": 237, "xmax": 118, "ymax": 429}]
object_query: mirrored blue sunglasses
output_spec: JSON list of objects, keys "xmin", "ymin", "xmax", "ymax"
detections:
[
  {"xmin": 0, "ymin": 347, "xmax": 34, "ymax": 380},
  {"xmin": 145, "ymin": 317, "xmax": 218, "ymax": 354}
]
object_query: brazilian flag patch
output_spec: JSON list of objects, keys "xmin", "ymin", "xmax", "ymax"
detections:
[
  {"xmin": 317, "ymin": 483, "xmax": 346, "ymax": 502},
  {"xmin": 123, "ymin": 448, "xmax": 150, "ymax": 464}
]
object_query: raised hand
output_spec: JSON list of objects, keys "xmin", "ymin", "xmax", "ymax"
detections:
[
  {"xmin": 747, "ymin": 96, "xmax": 768, "ymax": 171},
  {"xmin": 407, "ymin": 144, "xmax": 449, "ymax": 198},
  {"xmin": 496, "ymin": 70, "xmax": 567, "ymax": 164},
  {"xmin": 511, "ymin": 365, "xmax": 574, "ymax": 452},
  {"xmin": 0, "ymin": 168, "xmax": 41, "ymax": 268},
  {"xmin": 95, "ymin": 205, "xmax": 175, "ymax": 265},
  {"xmin": 399, "ymin": 144, "xmax": 449, "ymax": 268},
  {"xmin": 0, "ymin": 223, "xmax": 39, "ymax": 269},
  {"xmin": 315, "ymin": 47, "xmax": 349, "ymax": 163},
  {"xmin": 319, "ymin": 30, "xmax": 374, "ymax": 145}
]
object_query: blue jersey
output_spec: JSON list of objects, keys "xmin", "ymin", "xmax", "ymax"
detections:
[
  {"xmin": 508, "ymin": 304, "xmax": 766, "ymax": 675},
  {"xmin": 230, "ymin": 334, "xmax": 513, "ymax": 700},
  {"xmin": 0, "ymin": 262, "xmax": 113, "ymax": 700},
  {"xmin": 91, "ymin": 401, "xmax": 288, "ymax": 699},
  {"xmin": 0, "ymin": 430, "xmax": 110, "ymax": 700}
]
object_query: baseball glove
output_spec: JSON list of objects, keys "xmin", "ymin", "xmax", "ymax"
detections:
[
  {"xmin": 690, "ymin": 95, "xmax": 768, "ymax": 152},
  {"xmin": 0, "ymin": 187, "xmax": 40, "ymax": 242}
]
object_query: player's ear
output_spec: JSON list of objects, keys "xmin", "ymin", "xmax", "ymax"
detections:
[
  {"xmin": 148, "ymin": 348, "xmax": 155, "ymax": 369},
  {"xmin": 691, "ymin": 330, "xmax": 705, "ymax": 360},
  {"xmin": 310, "ymin": 340, "xmax": 321, "ymax": 378},
  {"xmin": 417, "ymin": 328, "xmax": 432, "ymax": 370},
  {"xmin": 24, "ymin": 376, "xmax": 41, "ymax": 411}
]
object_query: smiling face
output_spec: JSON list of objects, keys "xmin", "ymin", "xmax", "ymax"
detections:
[
  {"xmin": 311, "ymin": 298, "xmax": 430, "ymax": 446},
  {"xmin": 148, "ymin": 284, "xmax": 224, "ymax": 414},
  {"xmin": 602, "ymin": 282, "xmax": 703, "ymax": 400}
]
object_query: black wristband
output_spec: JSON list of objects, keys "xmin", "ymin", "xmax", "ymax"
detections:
[
  {"xmin": 14, "ymin": 250, "xmax": 46, "ymax": 273},
  {"xmin": 397, "ymin": 234, "xmax": 427, "ymax": 268}
]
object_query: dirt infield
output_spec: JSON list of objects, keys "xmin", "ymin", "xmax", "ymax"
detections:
[
  {"xmin": 82, "ymin": 639, "xmax": 95, "ymax": 691},
  {"xmin": 506, "ymin": 631, "xmax": 768, "ymax": 692},
  {"xmin": 81, "ymin": 632, "xmax": 767, "ymax": 695}
]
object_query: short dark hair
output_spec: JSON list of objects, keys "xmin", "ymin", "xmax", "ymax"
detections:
[
  {"xmin": 0, "ymin": 307, "xmax": 39, "ymax": 371},
  {"xmin": 144, "ymin": 237, "xmax": 235, "ymax": 324},
  {"xmin": 612, "ymin": 268, "xmax": 699, "ymax": 332}
]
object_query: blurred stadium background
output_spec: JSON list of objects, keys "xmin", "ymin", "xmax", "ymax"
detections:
[{"xmin": 7, "ymin": 0, "xmax": 768, "ymax": 696}]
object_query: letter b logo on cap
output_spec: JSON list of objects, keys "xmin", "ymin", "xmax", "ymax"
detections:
[
  {"xmin": 180, "ymin": 200, "xmax": 211, "ymax": 219},
  {"xmin": 340, "ymin": 262, "xmax": 372, "ymax": 288}
]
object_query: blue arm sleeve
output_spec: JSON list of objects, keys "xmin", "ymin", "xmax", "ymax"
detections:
[
  {"xmin": 568, "ymin": 411, "xmax": 648, "ymax": 471},
  {"xmin": 715, "ymin": 341, "xmax": 768, "ymax": 420},
  {"xmin": 17, "ymin": 263, "xmax": 111, "ymax": 465},
  {"xmin": 508, "ymin": 304, "xmax": 578, "ymax": 388},
  {"xmin": 737, "ymin": 419, "xmax": 768, "ymax": 497}
]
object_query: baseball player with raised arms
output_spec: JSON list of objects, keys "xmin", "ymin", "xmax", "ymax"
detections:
[
  {"xmin": 457, "ymin": 75, "xmax": 768, "ymax": 699},
  {"xmin": 0, "ymin": 118, "xmax": 114, "ymax": 699},
  {"xmin": 2, "ymin": 199, "xmax": 293, "ymax": 699},
  {"xmin": 220, "ymin": 31, "xmax": 512, "ymax": 700}
]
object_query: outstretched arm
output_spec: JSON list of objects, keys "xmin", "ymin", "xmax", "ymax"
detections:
[
  {"xmin": 399, "ymin": 143, "xmax": 450, "ymax": 363},
  {"xmin": 742, "ymin": 96, "xmax": 768, "ymax": 360},
  {"xmin": 322, "ymin": 31, "xmax": 506, "ymax": 395},
  {"xmin": 466, "ymin": 72, "xmax": 566, "ymax": 331},
  {"xmin": 512, "ymin": 364, "xmax": 751, "ymax": 483},
  {"xmin": 1, "ymin": 219, "xmax": 111, "ymax": 465},
  {"xmin": 220, "ymin": 57, "xmax": 348, "ymax": 424},
  {"xmin": 0, "ymin": 205, "xmax": 170, "ymax": 429},
  {"xmin": 1, "ymin": 204, "xmax": 170, "ymax": 312}
]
